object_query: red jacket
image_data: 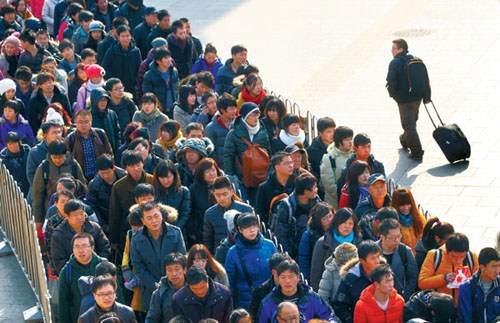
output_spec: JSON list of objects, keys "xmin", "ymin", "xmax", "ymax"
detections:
[{"xmin": 354, "ymin": 284, "xmax": 404, "ymax": 323}]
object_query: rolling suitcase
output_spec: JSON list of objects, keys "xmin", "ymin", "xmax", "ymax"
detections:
[{"xmin": 424, "ymin": 101, "xmax": 471, "ymax": 163}]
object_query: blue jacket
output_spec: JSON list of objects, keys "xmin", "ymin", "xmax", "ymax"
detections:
[
  {"xmin": 157, "ymin": 186, "xmax": 191, "ymax": 230},
  {"xmin": 142, "ymin": 62, "xmax": 179, "ymax": 115},
  {"xmin": 258, "ymin": 283, "xmax": 338, "ymax": 323},
  {"xmin": 190, "ymin": 55, "xmax": 224, "ymax": 79},
  {"xmin": 130, "ymin": 222, "xmax": 186, "ymax": 311},
  {"xmin": 146, "ymin": 276, "xmax": 183, "ymax": 323},
  {"xmin": 203, "ymin": 200, "xmax": 254, "ymax": 254},
  {"xmin": 225, "ymin": 232, "xmax": 277, "ymax": 310},
  {"xmin": 458, "ymin": 271, "xmax": 500, "ymax": 323},
  {"xmin": 205, "ymin": 114, "xmax": 233, "ymax": 169},
  {"xmin": 0, "ymin": 144, "xmax": 30, "ymax": 196},
  {"xmin": 354, "ymin": 194, "xmax": 392, "ymax": 220},
  {"xmin": 215, "ymin": 58, "xmax": 237, "ymax": 95},
  {"xmin": 297, "ymin": 227, "xmax": 323, "ymax": 282},
  {"xmin": 0, "ymin": 114, "xmax": 35, "ymax": 150}
]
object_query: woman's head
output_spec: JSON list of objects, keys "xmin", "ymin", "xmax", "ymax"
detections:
[
  {"xmin": 308, "ymin": 202, "xmax": 335, "ymax": 233},
  {"xmin": 331, "ymin": 208, "xmax": 359, "ymax": 237},
  {"xmin": 2, "ymin": 34, "xmax": 21, "ymax": 56},
  {"xmin": 203, "ymin": 43, "xmax": 217, "ymax": 64},
  {"xmin": 179, "ymin": 85, "xmax": 197, "ymax": 111},
  {"xmin": 422, "ymin": 216, "xmax": 455, "ymax": 250},
  {"xmin": 193, "ymin": 158, "xmax": 221, "ymax": 185},
  {"xmin": 281, "ymin": 113, "xmax": 301, "ymax": 136},
  {"xmin": 141, "ymin": 93, "xmax": 159, "ymax": 114},
  {"xmin": 236, "ymin": 212, "xmax": 260, "ymax": 240},
  {"xmin": 391, "ymin": 188, "xmax": 418, "ymax": 216},
  {"xmin": 153, "ymin": 159, "xmax": 180, "ymax": 191},
  {"xmin": 44, "ymin": 102, "xmax": 72, "ymax": 126},
  {"xmin": 186, "ymin": 244, "xmax": 219, "ymax": 276},
  {"xmin": 2, "ymin": 100, "xmax": 20, "ymax": 121},
  {"xmin": 73, "ymin": 62, "xmax": 88, "ymax": 83},
  {"xmin": 230, "ymin": 309, "xmax": 251, "ymax": 323},
  {"xmin": 264, "ymin": 98, "xmax": 287, "ymax": 123},
  {"xmin": 244, "ymin": 74, "xmax": 263, "ymax": 97},
  {"xmin": 159, "ymin": 120, "xmax": 181, "ymax": 141},
  {"xmin": 346, "ymin": 160, "xmax": 371, "ymax": 187},
  {"xmin": 128, "ymin": 138, "xmax": 150, "ymax": 161}
]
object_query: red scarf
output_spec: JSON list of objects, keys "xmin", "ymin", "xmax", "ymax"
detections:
[{"xmin": 241, "ymin": 86, "xmax": 267, "ymax": 105}]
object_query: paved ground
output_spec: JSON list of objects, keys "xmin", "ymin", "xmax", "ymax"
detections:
[{"xmin": 147, "ymin": 0, "xmax": 500, "ymax": 252}]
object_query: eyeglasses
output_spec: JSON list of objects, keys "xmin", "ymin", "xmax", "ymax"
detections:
[
  {"xmin": 112, "ymin": 86, "xmax": 124, "ymax": 92},
  {"xmin": 385, "ymin": 235, "xmax": 402, "ymax": 242},
  {"xmin": 278, "ymin": 314, "xmax": 302, "ymax": 323},
  {"xmin": 73, "ymin": 244, "xmax": 91, "ymax": 250},
  {"xmin": 95, "ymin": 291, "xmax": 115, "ymax": 298},
  {"xmin": 281, "ymin": 162, "xmax": 294, "ymax": 167}
]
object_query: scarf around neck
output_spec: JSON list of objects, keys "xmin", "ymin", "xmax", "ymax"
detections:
[
  {"xmin": 138, "ymin": 108, "xmax": 162, "ymax": 123},
  {"xmin": 333, "ymin": 229, "xmax": 355, "ymax": 244},
  {"xmin": 399, "ymin": 213, "xmax": 413, "ymax": 227},
  {"xmin": 240, "ymin": 86, "xmax": 266, "ymax": 105},
  {"xmin": 159, "ymin": 131, "xmax": 182, "ymax": 152},
  {"xmin": 279, "ymin": 129, "xmax": 306, "ymax": 146},
  {"xmin": 242, "ymin": 118, "xmax": 260, "ymax": 141}
]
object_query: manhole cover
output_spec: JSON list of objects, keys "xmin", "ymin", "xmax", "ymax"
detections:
[{"xmin": 393, "ymin": 28, "xmax": 433, "ymax": 37}]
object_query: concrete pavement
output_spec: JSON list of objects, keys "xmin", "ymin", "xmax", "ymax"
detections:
[{"xmin": 146, "ymin": 0, "xmax": 500, "ymax": 252}]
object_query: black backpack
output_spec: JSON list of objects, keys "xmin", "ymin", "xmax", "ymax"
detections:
[{"xmin": 401, "ymin": 56, "xmax": 431, "ymax": 99}]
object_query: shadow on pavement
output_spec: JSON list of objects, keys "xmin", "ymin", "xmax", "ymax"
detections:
[
  {"xmin": 387, "ymin": 149, "xmax": 420, "ymax": 188},
  {"xmin": 426, "ymin": 160, "xmax": 470, "ymax": 177}
]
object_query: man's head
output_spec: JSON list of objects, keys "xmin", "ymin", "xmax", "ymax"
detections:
[
  {"xmin": 185, "ymin": 122, "xmax": 204, "ymax": 139},
  {"xmin": 195, "ymin": 71, "xmax": 215, "ymax": 96},
  {"xmin": 19, "ymin": 29, "xmax": 36, "ymax": 47},
  {"xmin": 445, "ymin": 233, "xmax": 470, "ymax": 266},
  {"xmin": 144, "ymin": 7, "xmax": 158, "ymax": 26},
  {"xmin": 91, "ymin": 274, "xmax": 117, "ymax": 311},
  {"xmin": 478, "ymin": 247, "xmax": 500, "ymax": 283},
  {"xmin": 353, "ymin": 133, "xmax": 371, "ymax": 160},
  {"xmin": 333, "ymin": 125, "xmax": 354, "ymax": 151},
  {"xmin": 15, "ymin": 66, "xmax": 33, "ymax": 90},
  {"xmin": 295, "ymin": 173, "xmax": 318, "ymax": 199},
  {"xmin": 157, "ymin": 9, "xmax": 170, "ymax": 30},
  {"xmin": 212, "ymin": 176, "xmax": 233, "ymax": 209},
  {"xmin": 185, "ymin": 265, "xmax": 209, "ymax": 298},
  {"xmin": 152, "ymin": 47, "xmax": 171, "ymax": 70},
  {"xmin": 391, "ymin": 38, "xmax": 408, "ymax": 58},
  {"xmin": 71, "ymin": 232, "xmax": 95, "ymax": 265},
  {"xmin": 271, "ymin": 152, "xmax": 294, "ymax": 177},
  {"xmin": 276, "ymin": 301, "xmax": 301, "ymax": 323},
  {"xmin": 269, "ymin": 253, "xmax": 291, "ymax": 283},
  {"xmin": 358, "ymin": 240, "xmax": 382, "ymax": 275},
  {"xmin": 216, "ymin": 93, "xmax": 237, "ymax": 120},
  {"xmin": 1, "ymin": 5, "xmax": 16, "ymax": 24},
  {"xmin": 379, "ymin": 218, "xmax": 402, "ymax": 251},
  {"xmin": 111, "ymin": 16, "xmax": 128, "ymax": 38},
  {"xmin": 47, "ymin": 140, "xmax": 67, "ymax": 166},
  {"xmin": 121, "ymin": 151, "xmax": 144, "ymax": 181},
  {"xmin": 95, "ymin": 261, "xmax": 117, "ymax": 278},
  {"xmin": 134, "ymin": 183, "xmax": 155, "ymax": 205},
  {"xmin": 317, "ymin": 117, "xmax": 336, "ymax": 146},
  {"xmin": 116, "ymin": 25, "xmax": 132, "ymax": 48},
  {"xmin": 54, "ymin": 189, "xmax": 74, "ymax": 216},
  {"xmin": 367, "ymin": 173, "xmax": 388, "ymax": 200},
  {"xmin": 140, "ymin": 202, "xmax": 163, "ymax": 233},
  {"xmin": 78, "ymin": 10, "xmax": 94, "ymax": 31},
  {"xmin": 373, "ymin": 207, "xmax": 399, "ymax": 235},
  {"xmin": 171, "ymin": 20, "xmax": 186, "ymax": 41},
  {"xmin": 164, "ymin": 252, "xmax": 187, "ymax": 288},
  {"xmin": 371, "ymin": 264, "xmax": 394, "ymax": 295},
  {"xmin": 64, "ymin": 199, "xmax": 86, "ymax": 229},
  {"xmin": 276, "ymin": 259, "xmax": 300, "ymax": 297},
  {"xmin": 96, "ymin": 154, "xmax": 115, "ymax": 184},
  {"xmin": 67, "ymin": 3, "xmax": 83, "ymax": 22},
  {"xmin": 230, "ymin": 44, "xmax": 247, "ymax": 66},
  {"xmin": 58, "ymin": 39, "xmax": 75, "ymax": 59},
  {"xmin": 74, "ymin": 109, "xmax": 92, "ymax": 135}
]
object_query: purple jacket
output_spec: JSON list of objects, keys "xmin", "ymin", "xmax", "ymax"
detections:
[
  {"xmin": 171, "ymin": 278, "xmax": 233, "ymax": 323},
  {"xmin": 0, "ymin": 114, "xmax": 35, "ymax": 150},
  {"xmin": 190, "ymin": 54, "xmax": 223, "ymax": 80}
]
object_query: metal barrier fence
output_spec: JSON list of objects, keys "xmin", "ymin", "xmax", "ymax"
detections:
[{"xmin": 0, "ymin": 162, "xmax": 51, "ymax": 322}]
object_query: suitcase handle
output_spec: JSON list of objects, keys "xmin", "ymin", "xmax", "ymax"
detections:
[{"xmin": 423, "ymin": 100, "xmax": 445, "ymax": 129}]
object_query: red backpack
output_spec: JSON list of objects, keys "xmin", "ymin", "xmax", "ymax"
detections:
[{"xmin": 237, "ymin": 136, "xmax": 270, "ymax": 188}]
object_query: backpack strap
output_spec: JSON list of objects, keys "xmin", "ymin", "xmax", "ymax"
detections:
[
  {"xmin": 41, "ymin": 159, "xmax": 50, "ymax": 186},
  {"xmin": 65, "ymin": 263, "xmax": 72, "ymax": 285},
  {"xmin": 465, "ymin": 251, "xmax": 474, "ymax": 271},
  {"xmin": 433, "ymin": 249, "xmax": 442, "ymax": 272},
  {"xmin": 240, "ymin": 136, "xmax": 253, "ymax": 147},
  {"xmin": 329, "ymin": 155, "xmax": 336, "ymax": 170},
  {"xmin": 236, "ymin": 246, "xmax": 253, "ymax": 289},
  {"xmin": 398, "ymin": 244, "xmax": 408, "ymax": 267}
]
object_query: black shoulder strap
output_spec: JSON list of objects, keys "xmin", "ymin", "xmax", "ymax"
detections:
[
  {"xmin": 433, "ymin": 249, "xmax": 442, "ymax": 272},
  {"xmin": 42, "ymin": 160, "xmax": 50, "ymax": 185},
  {"xmin": 95, "ymin": 128, "xmax": 106, "ymax": 145},
  {"xmin": 236, "ymin": 246, "xmax": 253, "ymax": 289},
  {"xmin": 65, "ymin": 263, "xmax": 72, "ymax": 285},
  {"xmin": 69, "ymin": 132, "xmax": 76, "ymax": 152},
  {"xmin": 329, "ymin": 155, "xmax": 336, "ymax": 170},
  {"xmin": 398, "ymin": 244, "xmax": 408, "ymax": 267}
]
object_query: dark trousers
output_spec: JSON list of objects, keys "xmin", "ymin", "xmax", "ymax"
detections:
[{"xmin": 398, "ymin": 100, "xmax": 423, "ymax": 155}]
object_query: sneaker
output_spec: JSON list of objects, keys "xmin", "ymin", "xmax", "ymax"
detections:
[{"xmin": 399, "ymin": 134, "xmax": 408, "ymax": 150}]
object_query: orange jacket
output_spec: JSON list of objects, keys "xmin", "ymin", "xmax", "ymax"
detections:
[
  {"xmin": 418, "ymin": 246, "xmax": 478, "ymax": 306},
  {"xmin": 400, "ymin": 211, "xmax": 426, "ymax": 254},
  {"xmin": 353, "ymin": 284, "xmax": 404, "ymax": 323}
]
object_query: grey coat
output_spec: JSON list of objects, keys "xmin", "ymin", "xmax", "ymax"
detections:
[{"xmin": 318, "ymin": 255, "xmax": 342, "ymax": 307}]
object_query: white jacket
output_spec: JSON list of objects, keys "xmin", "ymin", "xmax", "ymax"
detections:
[{"xmin": 42, "ymin": 0, "xmax": 58, "ymax": 34}]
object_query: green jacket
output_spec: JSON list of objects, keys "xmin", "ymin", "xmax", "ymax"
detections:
[{"xmin": 58, "ymin": 252, "xmax": 106, "ymax": 323}]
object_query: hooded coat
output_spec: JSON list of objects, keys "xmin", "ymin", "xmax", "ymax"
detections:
[
  {"xmin": 318, "ymin": 256, "xmax": 344, "ymax": 307},
  {"xmin": 0, "ymin": 143, "xmax": 30, "ymax": 196},
  {"xmin": 90, "ymin": 89, "xmax": 121, "ymax": 152},
  {"xmin": 0, "ymin": 114, "xmax": 35, "ymax": 150},
  {"xmin": 353, "ymin": 283, "xmax": 405, "ymax": 322},
  {"xmin": 320, "ymin": 145, "xmax": 352, "ymax": 208},
  {"xmin": 102, "ymin": 41, "xmax": 142, "ymax": 97},
  {"xmin": 107, "ymin": 92, "xmax": 138, "ymax": 132}
]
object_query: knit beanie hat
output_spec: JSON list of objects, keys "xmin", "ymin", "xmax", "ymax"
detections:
[
  {"xmin": 89, "ymin": 21, "xmax": 105, "ymax": 33},
  {"xmin": 3, "ymin": 34, "xmax": 20, "ymax": 51},
  {"xmin": 224, "ymin": 209, "xmax": 239, "ymax": 233},
  {"xmin": 84, "ymin": 64, "xmax": 105, "ymax": 79},
  {"xmin": 45, "ymin": 108, "xmax": 65, "ymax": 126},
  {"xmin": 181, "ymin": 138, "xmax": 207, "ymax": 158},
  {"xmin": 334, "ymin": 242, "xmax": 358, "ymax": 267},
  {"xmin": 151, "ymin": 37, "xmax": 168, "ymax": 49},
  {"xmin": 239, "ymin": 102, "xmax": 259, "ymax": 121},
  {"xmin": 0, "ymin": 78, "xmax": 16, "ymax": 96}
]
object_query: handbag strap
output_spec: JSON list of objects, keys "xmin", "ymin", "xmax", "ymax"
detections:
[{"xmin": 236, "ymin": 246, "xmax": 253, "ymax": 289}]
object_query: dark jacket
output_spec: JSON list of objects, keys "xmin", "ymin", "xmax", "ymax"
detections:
[
  {"xmin": 108, "ymin": 172, "xmax": 154, "ymax": 249},
  {"xmin": 214, "ymin": 233, "xmax": 235, "ymax": 266},
  {"xmin": 133, "ymin": 21, "xmax": 154, "ymax": 59},
  {"xmin": 96, "ymin": 34, "xmax": 117, "ymax": 64},
  {"xmin": 26, "ymin": 140, "xmax": 48, "ymax": 186},
  {"xmin": 157, "ymin": 186, "xmax": 191, "ymax": 230},
  {"xmin": 130, "ymin": 221, "xmax": 186, "ymax": 311},
  {"xmin": 114, "ymin": 2, "xmax": 145, "ymax": 30},
  {"xmin": 77, "ymin": 275, "xmax": 125, "ymax": 315},
  {"xmin": 166, "ymin": 34, "xmax": 194, "ymax": 79},
  {"xmin": 90, "ymin": 89, "xmax": 121, "ymax": 153},
  {"xmin": 53, "ymin": 0, "xmax": 69, "ymax": 38},
  {"xmin": 78, "ymin": 302, "xmax": 136, "ymax": 323},
  {"xmin": 91, "ymin": 2, "xmax": 117, "ymax": 31},
  {"xmin": 147, "ymin": 25, "xmax": 171, "ymax": 45},
  {"xmin": 51, "ymin": 219, "xmax": 110, "ymax": 275},
  {"xmin": 86, "ymin": 167, "xmax": 127, "ymax": 228},
  {"xmin": 215, "ymin": 58, "xmax": 238, "ymax": 95},
  {"xmin": 354, "ymin": 194, "xmax": 392, "ymax": 220},
  {"xmin": 0, "ymin": 144, "xmax": 30, "ymax": 196},
  {"xmin": 255, "ymin": 173, "xmax": 295, "ymax": 224},
  {"xmin": 223, "ymin": 117, "xmax": 271, "ymax": 178},
  {"xmin": 309, "ymin": 230, "xmax": 363, "ymax": 292},
  {"xmin": 172, "ymin": 278, "xmax": 233, "ymax": 323},
  {"xmin": 28, "ymin": 85, "xmax": 71, "ymax": 133},
  {"xmin": 205, "ymin": 114, "xmax": 233, "ymax": 169},
  {"xmin": 274, "ymin": 191, "xmax": 321, "ymax": 259},
  {"xmin": 249, "ymin": 277, "xmax": 276, "ymax": 322},
  {"xmin": 107, "ymin": 93, "xmax": 138, "ymax": 132},
  {"xmin": 58, "ymin": 253, "xmax": 106, "ymax": 323},
  {"xmin": 225, "ymin": 233, "xmax": 277, "ymax": 309},
  {"xmin": 102, "ymin": 42, "xmax": 142, "ymax": 96},
  {"xmin": 458, "ymin": 271, "xmax": 500, "ymax": 323},
  {"xmin": 403, "ymin": 289, "xmax": 457, "ymax": 322},
  {"xmin": 414, "ymin": 238, "xmax": 428, "ymax": 271},
  {"xmin": 142, "ymin": 62, "xmax": 179, "ymax": 115},
  {"xmin": 339, "ymin": 153, "xmax": 385, "ymax": 194},
  {"xmin": 386, "ymin": 51, "xmax": 431, "ymax": 103},
  {"xmin": 307, "ymin": 136, "xmax": 329, "ymax": 180},
  {"xmin": 146, "ymin": 277, "xmax": 183, "ymax": 323},
  {"xmin": 18, "ymin": 44, "xmax": 51, "ymax": 74},
  {"xmin": 203, "ymin": 200, "xmax": 254, "ymax": 254},
  {"xmin": 258, "ymin": 283, "xmax": 337, "ymax": 323},
  {"xmin": 298, "ymin": 227, "xmax": 324, "ymax": 282},
  {"xmin": 58, "ymin": 54, "xmax": 82, "ymax": 74},
  {"xmin": 188, "ymin": 181, "xmax": 214, "ymax": 245}
]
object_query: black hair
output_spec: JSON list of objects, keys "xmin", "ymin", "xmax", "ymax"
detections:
[
  {"xmin": 422, "ymin": 217, "xmax": 455, "ymax": 251},
  {"xmin": 171, "ymin": 20, "xmax": 184, "ymax": 34},
  {"xmin": 308, "ymin": 202, "xmax": 335, "ymax": 233},
  {"xmin": 40, "ymin": 122, "xmax": 61, "ymax": 136},
  {"xmin": 47, "ymin": 140, "xmax": 67, "ymax": 155},
  {"xmin": 128, "ymin": 207, "xmax": 142, "ymax": 226},
  {"xmin": 71, "ymin": 232, "xmax": 94, "ymax": 250},
  {"xmin": 201, "ymin": 91, "xmax": 216, "ymax": 105},
  {"xmin": 212, "ymin": 176, "xmax": 232, "ymax": 190},
  {"xmin": 276, "ymin": 259, "xmax": 300, "ymax": 276},
  {"xmin": 3, "ymin": 100, "xmax": 20, "ymax": 114},
  {"xmin": 331, "ymin": 207, "xmax": 359, "ymax": 233},
  {"xmin": 54, "ymin": 189, "xmax": 75, "ymax": 202},
  {"xmin": 153, "ymin": 159, "xmax": 181, "ymax": 191},
  {"xmin": 14, "ymin": 66, "xmax": 32, "ymax": 81},
  {"xmin": 185, "ymin": 122, "xmax": 204, "ymax": 135},
  {"xmin": 217, "ymin": 93, "xmax": 236, "ymax": 112},
  {"xmin": 19, "ymin": 29, "xmax": 36, "ymax": 44},
  {"xmin": 67, "ymin": 3, "xmax": 83, "ymax": 18},
  {"xmin": 379, "ymin": 218, "xmax": 401, "ymax": 236},
  {"xmin": 64, "ymin": 199, "xmax": 84, "ymax": 215},
  {"xmin": 120, "ymin": 150, "xmax": 143, "ymax": 167},
  {"xmin": 269, "ymin": 252, "xmax": 291, "ymax": 271},
  {"xmin": 139, "ymin": 202, "xmax": 160, "ymax": 218},
  {"xmin": 116, "ymin": 25, "xmax": 131, "ymax": 35},
  {"xmin": 478, "ymin": 247, "xmax": 499, "ymax": 266},
  {"xmin": 204, "ymin": 43, "xmax": 217, "ymax": 55},
  {"xmin": 78, "ymin": 10, "xmax": 94, "ymax": 22},
  {"xmin": 353, "ymin": 133, "xmax": 371, "ymax": 147},
  {"xmin": 345, "ymin": 160, "xmax": 370, "ymax": 209},
  {"xmin": 178, "ymin": 85, "xmax": 197, "ymax": 113},
  {"xmin": 157, "ymin": 9, "xmax": 170, "ymax": 21},
  {"xmin": 185, "ymin": 265, "xmax": 208, "ymax": 285},
  {"xmin": 0, "ymin": 5, "xmax": 15, "ymax": 16},
  {"xmin": 371, "ymin": 264, "xmax": 393, "ymax": 283},
  {"xmin": 242, "ymin": 64, "xmax": 259, "ymax": 76},
  {"xmin": 333, "ymin": 126, "xmax": 354, "ymax": 148},
  {"xmin": 295, "ymin": 173, "xmax": 317, "ymax": 196},
  {"xmin": 164, "ymin": 252, "xmax": 187, "ymax": 269},
  {"xmin": 91, "ymin": 274, "xmax": 117, "ymax": 294},
  {"xmin": 264, "ymin": 98, "xmax": 286, "ymax": 120},
  {"xmin": 128, "ymin": 137, "xmax": 150, "ymax": 152},
  {"xmin": 317, "ymin": 117, "xmax": 336, "ymax": 133},
  {"xmin": 95, "ymin": 262, "xmax": 117, "ymax": 277},
  {"xmin": 236, "ymin": 212, "xmax": 259, "ymax": 229},
  {"xmin": 374, "ymin": 206, "xmax": 399, "ymax": 222},
  {"xmin": 134, "ymin": 183, "xmax": 155, "ymax": 199},
  {"xmin": 58, "ymin": 39, "xmax": 74, "ymax": 52},
  {"xmin": 112, "ymin": 16, "xmax": 128, "ymax": 29},
  {"xmin": 357, "ymin": 240, "xmax": 381, "ymax": 260},
  {"xmin": 230, "ymin": 309, "xmax": 250, "ymax": 323},
  {"xmin": 104, "ymin": 78, "xmax": 121, "ymax": 92},
  {"xmin": 281, "ymin": 113, "xmax": 300, "ymax": 131},
  {"xmin": 271, "ymin": 151, "xmax": 291, "ymax": 172},
  {"xmin": 169, "ymin": 316, "xmax": 194, "ymax": 323},
  {"xmin": 445, "ymin": 233, "xmax": 469, "ymax": 253},
  {"xmin": 81, "ymin": 48, "xmax": 96, "ymax": 60},
  {"xmin": 196, "ymin": 71, "xmax": 214, "ymax": 88},
  {"xmin": 152, "ymin": 47, "xmax": 171, "ymax": 61},
  {"xmin": 96, "ymin": 154, "xmax": 114, "ymax": 171},
  {"xmin": 231, "ymin": 44, "xmax": 247, "ymax": 55}
]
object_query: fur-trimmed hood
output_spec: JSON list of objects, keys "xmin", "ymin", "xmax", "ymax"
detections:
[
  {"xmin": 339, "ymin": 257, "xmax": 360, "ymax": 279},
  {"xmin": 129, "ymin": 202, "xmax": 178, "ymax": 224}
]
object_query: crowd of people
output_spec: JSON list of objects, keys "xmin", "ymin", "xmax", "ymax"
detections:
[{"xmin": 0, "ymin": 0, "xmax": 499, "ymax": 322}]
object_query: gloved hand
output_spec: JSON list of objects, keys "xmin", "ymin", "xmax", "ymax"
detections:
[
  {"xmin": 124, "ymin": 277, "xmax": 138, "ymax": 290},
  {"xmin": 122, "ymin": 267, "xmax": 134, "ymax": 282}
]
